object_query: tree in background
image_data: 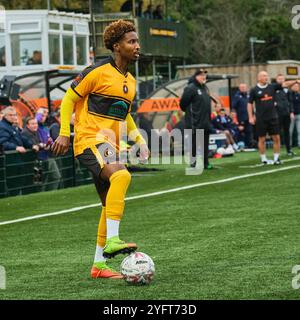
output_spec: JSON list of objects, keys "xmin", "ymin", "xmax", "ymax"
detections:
[
  {"xmin": 0, "ymin": 0, "xmax": 89, "ymax": 11},
  {"xmin": 168, "ymin": 0, "xmax": 300, "ymax": 65},
  {"xmin": 1, "ymin": 0, "xmax": 299, "ymax": 64}
]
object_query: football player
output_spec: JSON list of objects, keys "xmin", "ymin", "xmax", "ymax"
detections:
[{"xmin": 52, "ymin": 20, "xmax": 149, "ymax": 279}]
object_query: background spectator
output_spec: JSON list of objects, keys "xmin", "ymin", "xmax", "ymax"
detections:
[
  {"xmin": 230, "ymin": 109, "xmax": 246, "ymax": 146},
  {"xmin": 290, "ymin": 83, "xmax": 300, "ymax": 148},
  {"xmin": 22, "ymin": 117, "xmax": 41, "ymax": 147},
  {"xmin": 274, "ymin": 74, "xmax": 295, "ymax": 156},
  {"xmin": 211, "ymin": 102, "xmax": 222, "ymax": 120},
  {"xmin": 35, "ymin": 107, "xmax": 61, "ymax": 191},
  {"xmin": 180, "ymin": 68, "xmax": 212, "ymax": 169},
  {"xmin": 143, "ymin": 4, "xmax": 153, "ymax": 18},
  {"xmin": 0, "ymin": 106, "xmax": 36, "ymax": 153},
  {"xmin": 49, "ymin": 111, "xmax": 61, "ymax": 141},
  {"xmin": 120, "ymin": 0, "xmax": 143, "ymax": 16},
  {"xmin": 232, "ymin": 83, "xmax": 253, "ymax": 147},
  {"xmin": 36, "ymin": 107, "xmax": 53, "ymax": 158},
  {"xmin": 136, "ymin": 0, "xmax": 144, "ymax": 17},
  {"xmin": 50, "ymin": 110, "xmax": 75, "ymax": 142},
  {"xmin": 26, "ymin": 50, "xmax": 42, "ymax": 65},
  {"xmin": 212, "ymin": 108, "xmax": 240, "ymax": 151},
  {"xmin": 153, "ymin": 5, "xmax": 163, "ymax": 19},
  {"xmin": 120, "ymin": 0, "xmax": 132, "ymax": 12},
  {"xmin": 0, "ymin": 46, "xmax": 5, "ymax": 66},
  {"xmin": 165, "ymin": 110, "xmax": 184, "ymax": 132}
]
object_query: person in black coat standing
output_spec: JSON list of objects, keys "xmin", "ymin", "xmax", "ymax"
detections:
[
  {"xmin": 180, "ymin": 68, "xmax": 212, "ymax": 169},
  {"xmin": 274, "ymin": 74, "xmax": 295, "ymax": 156}
]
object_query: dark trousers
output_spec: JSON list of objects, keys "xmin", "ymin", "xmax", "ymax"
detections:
[
  {"xmin": 191, "ymin": 129, "xmax": 209, "ymax": 166},
  {"xmin": 244, "ymin": 120, "xmax": 254, "ymax": 147},
  {"xmin": 279, "ymin": 114, "xmax": 291, "ymax": 152}
]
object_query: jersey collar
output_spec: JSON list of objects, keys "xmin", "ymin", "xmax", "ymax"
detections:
[
  {"xmin": 257, "ymin": 83, "xmax": 268, "ymax": 89},
  {"xmin": 109, "ymin": 56, "xmax": 128, "ymax": 77}
]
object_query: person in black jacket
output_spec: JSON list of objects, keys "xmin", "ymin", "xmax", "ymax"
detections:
[
  {"xmin": 232, "ymin": 83, "xmax": 253, "ymax": 147},
  {"xmin": 289, "ymin": 83, "xmax": 300, "ymax": 148},
  {"xmin": 274, "ymin": 74, "xmax": 295, "ymax": 156},
  {"xmin": 153, "ymin": 5, "xmax": 163, "ymax": 19},
  {"xmin": 180, "ymin": 68, "xmax": 212, "ymax": 169},
  {"xmin": 0, "ymin": 107, "xmax": 38, "ymax": 152}
]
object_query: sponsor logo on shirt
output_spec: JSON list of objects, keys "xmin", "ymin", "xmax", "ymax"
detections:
[
  {"xmin": 261, "ymin": 94, "xmax": 273, "ymax": 101},
  {"xmin": 108, "ymin": 101, "xmax": 129, "ymax": 118}
]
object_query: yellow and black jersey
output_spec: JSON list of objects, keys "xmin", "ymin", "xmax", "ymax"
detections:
[{"xmin": 70, "ymin": 56, "xmax": 136, "ymax": 156}]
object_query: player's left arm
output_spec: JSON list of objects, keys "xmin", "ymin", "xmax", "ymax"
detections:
[{"xmin": 126, "ymin": 113, "xmax": 149, "ymax": 161}]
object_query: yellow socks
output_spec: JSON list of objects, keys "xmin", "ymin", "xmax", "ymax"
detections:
[
  {"xmin": 106, "ymin": 169, "xmax": 131, "ymax": 238},
  {"xmin": 94, "ymin": 169, "xmax": 131, "ymax": 263},
  {"xmin": 94, "ymin": 206, "xmax": 107, "ymax": 263},
  {"xmin": 96, "ymin": 206, "xmax": 107, "ymax": 248}
]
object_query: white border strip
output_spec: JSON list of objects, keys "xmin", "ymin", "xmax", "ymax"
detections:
[{"xmin": 1, "ymin": 164, "xmax": 299, "ymax": 226}]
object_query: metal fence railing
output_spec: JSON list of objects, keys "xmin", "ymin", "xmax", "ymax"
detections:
[{"xmin": 0, "ymin": 149, "xmax": 93, "ymax": 198}]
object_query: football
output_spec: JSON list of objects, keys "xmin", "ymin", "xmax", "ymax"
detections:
[{"xmin": 121, "ymin": 252, "xmax": 155, "ymax": 285}]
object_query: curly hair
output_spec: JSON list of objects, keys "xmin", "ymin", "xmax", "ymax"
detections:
[{"xmin": 103, "ymin": 20, "xmax": 136, "ymax": 51}]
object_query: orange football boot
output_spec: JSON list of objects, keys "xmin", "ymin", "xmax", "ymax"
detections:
[{"xmin": 91, "ymin": 262, "xmax": 123, "ymax": 279}]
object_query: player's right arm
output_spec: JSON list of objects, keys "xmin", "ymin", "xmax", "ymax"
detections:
[
  {"xmin": 126, "ymin": 113, "xmax": 149, "ymax": 162},
  {"xmin": 51, "ymin": 88, "xmax": 81, "ymax": 155},
  {"xmin": 247, "ymin": 88, "xmax": 256, "ymax": 125},
  {"xmin": 52, "ymin": 67, "xmax": 98, "ymax": 156},
  {"xmin": 247, "ymin": 102, "xmax": 256, "ymax": 125}
]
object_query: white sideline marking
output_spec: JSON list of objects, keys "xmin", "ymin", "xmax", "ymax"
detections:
[
  {"xmin": 1, "ymin": 164, "xmax": 300, "ymax": 226},
  {"xmin": 239, "ymin": 157, "xmax": 300, "ymax": 168}
]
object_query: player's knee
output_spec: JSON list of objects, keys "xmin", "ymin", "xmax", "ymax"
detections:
[
  {"xmin": 110, "ymin": 169, "xmax": 131, "ymax": 187},
  {"xmin": 106, "ymin": 170, "xmax": 131, "ymax": 220},
  {"xmin": 122, "ymin": 169, "xmax": 131, "ymax": 185}
]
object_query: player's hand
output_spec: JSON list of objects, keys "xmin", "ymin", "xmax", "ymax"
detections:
[
  {"xmin": 249, "ymin": 116, "xmax": 256, "ymax": 125},
  {"xmin": 290, "ymin": 112, "xmax": 295, "ymax": 121},
  {"xmin": 51, "ymin": 135, "xmax": 70, "ymax": 156},
  {"xmin": 139, "ymin": 143, "xmax": 150, "ymax": 164}
]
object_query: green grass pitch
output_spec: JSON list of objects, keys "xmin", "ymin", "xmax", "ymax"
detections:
[{"xmin": 1, "ymin": 150, "xmax": 300, "ymax": 300}]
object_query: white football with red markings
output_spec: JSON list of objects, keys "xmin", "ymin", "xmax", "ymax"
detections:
[{"xmin": 121, "ymin": 252, "xmax": 155, "ymax": 285}]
